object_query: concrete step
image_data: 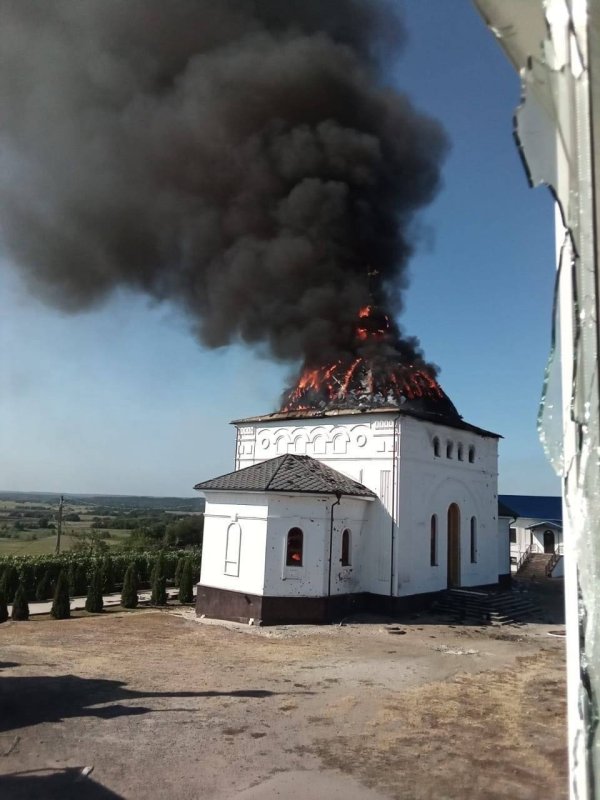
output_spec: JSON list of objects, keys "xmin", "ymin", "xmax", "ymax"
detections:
[{"xmin": 433, "ymin": 588, "xmax": 540, "ymax": 625}]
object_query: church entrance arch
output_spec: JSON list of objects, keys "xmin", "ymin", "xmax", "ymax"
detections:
[{"xmin": 447, "ymin": 503, "xmax": 461, "ymax": 588}]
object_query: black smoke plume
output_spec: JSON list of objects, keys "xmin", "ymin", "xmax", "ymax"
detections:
[{"xmin": 0, "ymin": 1, "xmax": 448, "ymax": 368}]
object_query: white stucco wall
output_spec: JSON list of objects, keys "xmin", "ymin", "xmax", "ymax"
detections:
[
  {"xmin": 235, "ymin": 413, "xmax": 397, "ymax": 494},
  {"xmin": 234, "ymin": 410, "xmax": 501, "ymax": 598},
  {"xmin": 394, "ymin": 416, "xmax": 500, "ymax": 596},
  {"xmin": 199, "ymin": 492, "xmax": 269, "ymax": 596},
  {"xmin": 199, "ymin": 490, "xmax": 371, "ymax": 598},
  {"xmin": 262, "ymin": 494, "xmax": 370, "ymax": 597}
]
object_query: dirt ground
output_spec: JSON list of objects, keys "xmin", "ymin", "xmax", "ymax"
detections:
[{"xmin": 0, "ymin": 609, "xmax": 567, "ymax": 800}]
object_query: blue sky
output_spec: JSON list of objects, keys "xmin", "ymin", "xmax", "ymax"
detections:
[{"xmin": 0, "ymin": 1, "xmax": 560, "ymax": 497}]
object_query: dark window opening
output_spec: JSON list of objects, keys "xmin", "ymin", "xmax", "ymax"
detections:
[
  {"xmin": 446, "ymin": 441, "xmax": 454, "ymax": 459},
  {"xmin": 470, "ymin": 517, "xmax": 477, "ymax": 563},
  {"xmin": 341, "ymin": 528, "xmax": 351, "ymax": 566},
  {"xmin": 430, "ymin": 515, "xmax": 438, "ymax": 566},
  {"xmin": 433, "ymin": 437, "xmax": 440, "ymax": 457},
  {"xmin": 468, "ymin": 446, "xmax": 475, "ymax": 463},
  {"xmin": 457, "ymin": 444, "xmax": 464, "ymax": 461},
  {"xmin": 509, "ymin": 527, "xmax": 517, "ymax": 544},
  {"xmin": 286, "ymin": 527, "xmax": 303, "ymax": 567}
]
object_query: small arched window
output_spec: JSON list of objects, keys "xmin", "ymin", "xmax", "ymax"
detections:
[
  {"xmin": 468, "ymin": 446, "xmax": 475, "ymax": 463},
  {"xmin": 433, "ymin": 437, "xmax": 440, "ymax": 457},
  {"xmin": 313, "ymin": 435, "xmax": 327, "ymax": 454},
  {"xmin": 430, "ymin": 515, "xmax": 438, "ymax": 566},
  {"xmin": 286, "ymin": 527, "xmax": 303, "ymax": 567},
  {"xmin": 293, "ymin": 436, "xmax": 306, "ymax": 454},
  {"xmin": 470, "ymin": 517, "xmax": 477, "ymax": 563},
  {"xmin": 446, "ymin": 441, "xmax": 454, "ymax": 459},
  {"xmin": 275, "ymin": 435, "xmax": 287, "ymax": 454},
  {"xmin": 341, "ymin": 528, "xmax": 351, "ymax": 566},
  {"xmin": 457, "ymin": 444, "xmax": 463, "ymax": 461}
]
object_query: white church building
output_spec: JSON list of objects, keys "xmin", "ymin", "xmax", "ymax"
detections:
[{"xmin": 194, "ymin": 405, "xmax": 510, "ymax": 624}]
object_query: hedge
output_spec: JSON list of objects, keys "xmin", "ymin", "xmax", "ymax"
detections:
[{"xmin": 0, "ymin": 550, "xmax": 201, "ymax": 603}]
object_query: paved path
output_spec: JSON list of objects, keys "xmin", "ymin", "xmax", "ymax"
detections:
[{"xmin": 7, "ymin": 588, "xmax": 181, "ymax": 616}]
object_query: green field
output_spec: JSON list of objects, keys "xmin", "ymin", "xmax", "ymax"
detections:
[
  {"xmin": 0, "ymin": 531, "xmax": 132, "ymax": 556},
  {"xmin": 0, "ymin": 491, "xmax": 204, "ymax": 556}
]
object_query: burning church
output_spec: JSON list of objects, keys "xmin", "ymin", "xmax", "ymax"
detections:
[
  {"xmin": 194, "ymin": 305, "xmax": 509, "ymax": 624},
  {"xmin": 0, "ymin": 4, "xmax": 510, "ymax": 623}
]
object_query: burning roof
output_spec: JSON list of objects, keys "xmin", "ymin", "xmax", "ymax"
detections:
[
  {"xmin": 280, "ymin": 305, "xmax": 461, "ymax": 419},
  {"xmin": 234, "ymin": 305, "xmax": 500, "ymax": 439}
]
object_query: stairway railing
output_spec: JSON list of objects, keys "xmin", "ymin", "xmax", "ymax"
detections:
[
  {"xmin": 516, "ymin": 544, "xmax": 534, "ymax": 573},
  {"xmin": 545, "ymin": 547, "xmax": 563, "ymax": 577}
]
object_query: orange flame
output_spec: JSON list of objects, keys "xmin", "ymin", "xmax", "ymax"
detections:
[{"xmin": 282, "ymin": 304, "xmax": 444, "ymax": 412}]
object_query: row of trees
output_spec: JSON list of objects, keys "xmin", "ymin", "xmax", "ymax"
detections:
[
  {"xmin": 0, "ymin": 553, "xmax": 197, "ymax": 623},
  {"xmin": 0, "ymin": 550, "xmax": 200, "ymax": 602}
]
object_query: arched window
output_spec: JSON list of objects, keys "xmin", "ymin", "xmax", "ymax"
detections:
[
  {"xmin": 446, "ymin": 441, "xmax": 454, "ymax": 459},
  {"xmin": 341, "ymin": 529, "xmax": 351, "ymax": 566},
  {"xmin": 313, "ymin": 435, "xmax": 326, "ymax": 455},
  {"xmin": 275, "ymin": 435, "xmax": 288, "ymax": 454},
  {"xmin": 457, "ymin": 444, "xmax": 463, "ymax": 461},
  {"xmin": 430, "ymin": 515, "xmax": 438, "ymax": 566},
  {"xmin": 286, "ymin": 527, "xmax": 303, "ymax": 567},
  {"xmin": 433, "ymin": 437, "xmax": 440, "ymax": 457},
  {"xmin": 470, "ymin": 517, "xmax": 477, "ymax": 563},
  {"xmin": 333, "ymin": 433, "xmax": 348, "ymax": 454},
  {"xmin": 293, "ymin": 436, "xmax": 306, "ymax": 454},
  {"xmin": 224, "ymin": 522, "xmax": 241, "ymax": 576},
  {"xmin": 468, "ymin": 446, "xmax": 475, "ymax": 463}
]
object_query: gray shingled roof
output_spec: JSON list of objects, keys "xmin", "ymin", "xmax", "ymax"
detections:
[{"xmin": 194, "ymin": 454, "xmax": 376, "ymax": 499}]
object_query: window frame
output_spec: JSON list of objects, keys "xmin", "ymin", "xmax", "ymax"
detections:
[
  {"xmin": 470, "ymin": 517, "xmax": 477, "ymax": 563},
  {"xmin": 286, "ymin": 527, "xmax": 304, "ymax": 567},
  {"xmin": 430, "ymin": 514, "xmax": 438, "ymax": 566},
  {"xmin": 224, "ymin": 522, "xmax": 242, "ymax": 577},
  {"xmin": 341, "ymin": 528, "xmax": 351, "ymax": 567}
]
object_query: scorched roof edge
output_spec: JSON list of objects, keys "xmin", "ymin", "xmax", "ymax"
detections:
[{"xmin": 231, "ymin": 406, "xmax": 501, "ymax": 439}]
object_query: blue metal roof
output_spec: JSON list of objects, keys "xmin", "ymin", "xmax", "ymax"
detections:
[{"xmin": 498, "ymin": 495, "xmax": 562, "ymax": 523}]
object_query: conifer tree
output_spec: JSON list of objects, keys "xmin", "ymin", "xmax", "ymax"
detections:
[
  {"xmin": 121, "ymin": 564, "xmax": 138, "ymax": 609},
  {"xmin": 51, "ymin": 570, "xmax": 71, "ymax": 619},
  {"xmin": 1, "ymin": 565, "xmax": 18, "ymax": 602},
  {"xmin": 0, "ymin": 585, "xmax": 8, "ymax": 624},
  {"xmin": 174, "ymin": 556, "xmax": 184, "ymax": 588},
  {"xmin": 11, "ymin": 583, "xmax": 29, "ymax": 621},
  {"xmin": 35, "ymin": 570, "xmax": 53, "ymax": 601},
  {"xmin": 85, "ymin": 566, "xmax": 104, "ymax": 613},
  {"xmin": 150, "ymin": 552, "xmax": 167, "ymax": 605},
  {"xmin": 102, "ymin": 555, "xmax": 115, "ymax": 593},
  {"xmin": 67, "ymin": 561, "xmax": 77, "ymax": 596},
  {"xmin": 178, "ymin": 558, "xmax": 194, "ymax": 604}
]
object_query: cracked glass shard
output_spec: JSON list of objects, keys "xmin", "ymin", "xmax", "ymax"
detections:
[
  {"xmin": 537, "ymin": 234, "xmax": 566, "ymax": 476},
  {"xmin": 480, "ymin": 2, "xmax": 600, "ymax": 792}
]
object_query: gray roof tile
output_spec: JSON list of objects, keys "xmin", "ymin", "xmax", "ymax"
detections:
[{"xmin": 194, "ymin": 454, "xmax": 376, "ymax": 499}]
